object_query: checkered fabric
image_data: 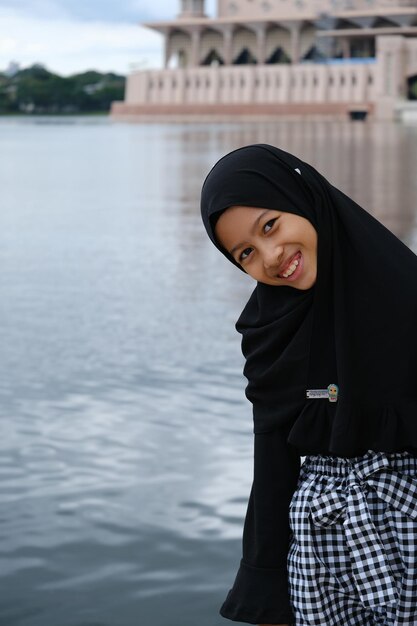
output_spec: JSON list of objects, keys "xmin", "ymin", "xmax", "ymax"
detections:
[{"xmin": 287, "ymin": 449, "xmax": 417, "ymax": 625}]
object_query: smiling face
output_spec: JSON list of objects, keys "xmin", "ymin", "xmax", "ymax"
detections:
[{"xmin": 214, "ymin": 205, "xmax": 318, "ymax": 289}]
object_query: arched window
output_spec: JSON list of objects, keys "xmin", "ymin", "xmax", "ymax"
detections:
[
  {"xmin": 407, "ymin": 74, "xmax": 417, "ymax": 100},
  {"xmin": 266, "ymin": 47, "xmax": 291, "ymax": 65},
  {"xmin": 202, "ymin": 49, "xmax": 224, "ymax": 66},
  {"xmin": 233, "ymin": 47, "xmax": 257, "ymax": 65},
  {"xmin": 302, "ymin": 45, "xmax": 326, "ymax": 63},
  {"xmin": 178, "ymin": 49, "xmax": 187, "ymax": 68},
  {"xmin": 168, "ymin": 49, "xmax": 188, "ymax": 69}
]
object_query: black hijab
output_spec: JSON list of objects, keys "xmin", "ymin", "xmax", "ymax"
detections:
[{"xmin": 200, "ymin": 144, "xmax": 417, "ymax": 457}]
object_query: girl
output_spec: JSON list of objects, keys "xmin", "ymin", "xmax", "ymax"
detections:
[{"xmin": 200, "ymin": 144, "xmax": 417, "ymax": 626}]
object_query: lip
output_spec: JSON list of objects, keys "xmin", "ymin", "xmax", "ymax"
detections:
[
  {"xmin": 282, "ymin": 252, "xmax": 303, "ymax": 281},
  {"xmin": 277, "ymin": 250, "xmax": 302, "ymax": 277}
]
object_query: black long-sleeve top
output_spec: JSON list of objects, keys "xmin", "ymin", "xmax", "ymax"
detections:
[{"xmin": 220, "ymin": 424, "xmax": 301, "ymax": 625}]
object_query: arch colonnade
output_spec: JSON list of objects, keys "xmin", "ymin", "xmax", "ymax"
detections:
[{"xmin": 161, "ymin": 21, "xmax": 314, "ymax": 68}]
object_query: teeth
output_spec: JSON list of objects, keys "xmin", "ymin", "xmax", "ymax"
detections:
[{"xmin": 281, "ymin": 257, "xmax": 299, "ymax": 278}]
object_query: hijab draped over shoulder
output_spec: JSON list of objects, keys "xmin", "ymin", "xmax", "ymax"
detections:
[{"xmin": 200, "ymin": 144, "xmax": 417, "ymax": 457}]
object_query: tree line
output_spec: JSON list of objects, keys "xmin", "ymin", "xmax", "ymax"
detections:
[{"xmin": 0, "ymin": 64, "xmax": 126, "ymax": 114}]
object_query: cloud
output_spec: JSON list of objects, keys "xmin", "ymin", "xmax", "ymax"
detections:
[
  {"xmin": 0, "ymin": 0, "xmax": 216, "ymax": 23},
  {"xmin": 0, "ymin": 7, "xmax": 166, "ymax": 75},
  {"xmin": 0, "ymin": 1, "xmax": 217, "ymax": 75}
]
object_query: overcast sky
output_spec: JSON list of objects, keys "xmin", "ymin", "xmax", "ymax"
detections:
[{"xmin": 0, "ymin": 0, "xmax": 216, "ymax": 76}]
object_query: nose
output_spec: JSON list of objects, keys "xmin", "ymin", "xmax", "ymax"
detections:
[{"xmin": 263, "ymin": 243, "xmax": 283, "ymax": 273}]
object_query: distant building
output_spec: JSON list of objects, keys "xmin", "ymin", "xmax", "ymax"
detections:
[{"xmin": 111, "ymin": 0, "xmax": 417, "ymax": 120}]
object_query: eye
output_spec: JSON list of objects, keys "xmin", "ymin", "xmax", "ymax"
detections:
[
  {"xmin": 263, "ymin": 218, "xmax": 277, "ymax": 233},
  {"xmin": 239, "ymin": 247, "xmax": 253, "ymax": 262}
]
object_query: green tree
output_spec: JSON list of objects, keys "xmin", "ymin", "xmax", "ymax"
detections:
[{"xmin": 0, "ymin": 63, "xmax": 126, "ymax": 114}]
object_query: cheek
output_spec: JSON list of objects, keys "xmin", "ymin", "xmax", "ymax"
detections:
[
  {"xmin": 311, "ymin": 232, "xmax": 318, "ymax": 255},
  {"xmin": 250, "ymin": 262, "xmax": 266, "ymax": 280},
  {"xmin": 301, "ymin": 227, "xmax": 317, "ymax": 252}
]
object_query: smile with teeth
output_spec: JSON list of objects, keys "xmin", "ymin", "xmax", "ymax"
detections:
[{"xmin": 279, "ymin": 252, "xmax": 302, "ymax": 278}]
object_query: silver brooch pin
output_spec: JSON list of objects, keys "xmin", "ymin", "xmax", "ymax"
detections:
[{"xmin": 306, "ymin": 384, "xmax": 339, "ymax": 402}]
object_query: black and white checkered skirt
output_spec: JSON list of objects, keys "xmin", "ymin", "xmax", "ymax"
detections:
[{"xmin": 287, "ymin": 449, "xmax": 417, "ymax": 625}]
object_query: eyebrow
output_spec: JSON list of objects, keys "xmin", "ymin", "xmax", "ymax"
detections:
[{"xmin": 229, "ymin": 209, "xmax": 271, "ymax": 258}]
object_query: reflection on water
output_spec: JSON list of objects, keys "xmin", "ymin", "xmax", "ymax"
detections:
[{"xmin": 0, "ymin": 115, "xmax": 416, "ymax": 626}]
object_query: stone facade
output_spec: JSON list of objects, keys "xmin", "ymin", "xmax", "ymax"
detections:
[
  {"xmin": 111, "ymin": 0, "xmax": 417, "ymax": 120},
  {"xmin": 217, "ymin": 0, "xmax": 417, "ymax": 19}
]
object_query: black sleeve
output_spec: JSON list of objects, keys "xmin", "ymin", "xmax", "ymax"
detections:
[{"xmin": 219, "ymin": 425, "xmax": 301, "ymax": 625}]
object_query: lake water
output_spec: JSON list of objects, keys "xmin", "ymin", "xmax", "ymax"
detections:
[{"xmin": 1, "ymin": 115, "xmax": 417, "ymax": 626}]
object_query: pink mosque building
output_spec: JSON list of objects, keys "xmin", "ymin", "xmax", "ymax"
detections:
[{"xmin": 111, "ymin": 0, "xmax": 417, "ymax": 120}]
